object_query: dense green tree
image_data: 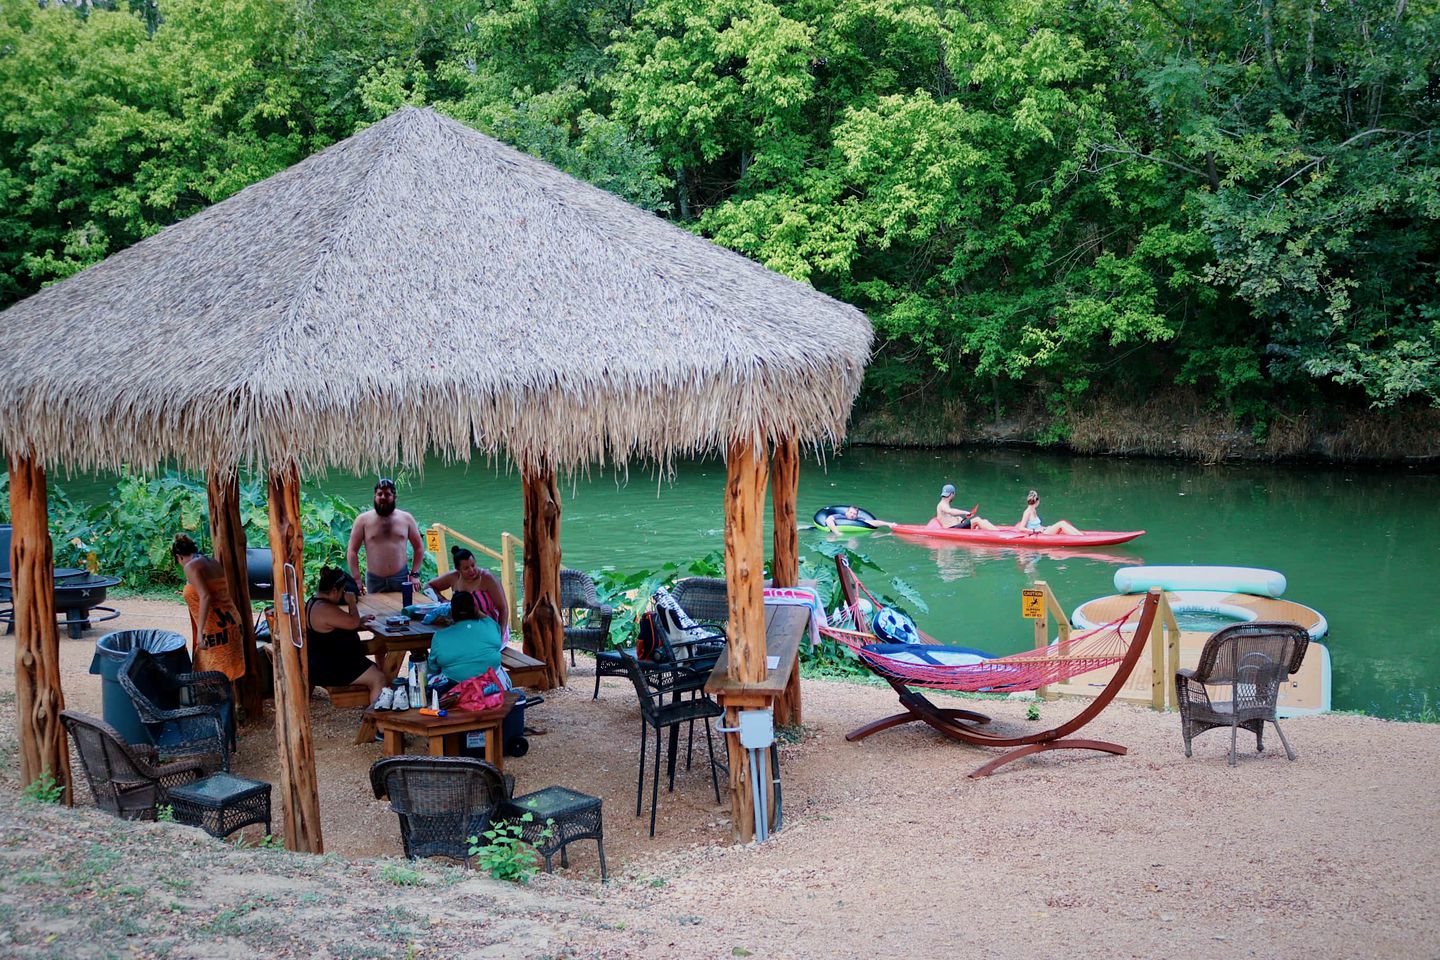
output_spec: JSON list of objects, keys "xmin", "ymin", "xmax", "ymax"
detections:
[{"xmin": 1, "ymin": 0, "xmax": 1435, "ymax": 416}]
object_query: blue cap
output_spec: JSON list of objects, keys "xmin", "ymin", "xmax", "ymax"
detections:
[{"xmin": 941, "ymin": 484, "xmax": 956, "ymax": 497}]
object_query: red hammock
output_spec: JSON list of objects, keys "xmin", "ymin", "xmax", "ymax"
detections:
[
  {"xmin": 822, "ymin": 562, "xmax": 1142, "ymax": 693},
  {"xmin": 825, "ymin": 556, "xmax": 1161, "ymax": 778}
]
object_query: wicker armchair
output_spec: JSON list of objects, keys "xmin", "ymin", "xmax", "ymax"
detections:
[
  {"xmin": 119, "ymin": 649, "xmax": 231, "ymax": 773},
  {"xmin": 560, "ymin": 569, "xmax": 614, "ymax": 661},
  {"xmin": 370, "ymin": 756, "xmax": 514, "ymax": 866},
  {"xmin": 61, "ymin": 710, "xmax": 207, "ymax": 819},
  {"xmin": 1176, "ymin": 621, "xmax": 1310, "ymax": 766},
  {"xmin": 557, "ymin": 569, "xmax": 632, "ymax": 699},
  {"xmin": 669, "ymin": 577, "xmax": 729, "ymax": 632}
]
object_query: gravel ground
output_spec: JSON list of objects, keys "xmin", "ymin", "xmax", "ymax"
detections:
[{"xmin": 1, "ymin": 596, "xmax": 1437, "ymax": 959}]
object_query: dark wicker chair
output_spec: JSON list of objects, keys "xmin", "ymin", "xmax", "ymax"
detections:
[
  {"xmin": 621, "ymin": 652, "xmax": 724, "ymax": 837},
  {"xmin": 61, "ymin": 710, "xmax": 207, "ymax": 820},
  {"xmin": 370, "ymin": 756, "xmax": 514, "ymax": 866},
  {"xmin": 669, "ymin": 577, "xmax": 729, "ymax": 632},
  {"xmin": 1176, "ymin": 621, "xmax": 1310, "ymax": 766},
  {"xmin": 119, "ymin": 648, "xmax": 231, "ymax": 773},
  {"xmin": 559, "ymin": 569, "xmax": 624, "ymax": 698}
]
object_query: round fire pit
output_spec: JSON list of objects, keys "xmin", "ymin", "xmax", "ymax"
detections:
[{"xmin": 1, "ymin": 571, "xmax": 123, "ymax": 639}]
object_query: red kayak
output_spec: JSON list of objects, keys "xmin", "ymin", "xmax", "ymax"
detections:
[{"xmin": 890, "ymin": 520, "xmax": 1145, "ymax": 548}]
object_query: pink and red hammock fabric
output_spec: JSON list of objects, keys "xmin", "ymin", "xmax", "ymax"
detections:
[
  {"xmin": 821, "ymin": 562, "xmax": 1142, "ymax": 693},
  {"xmin": 822, "ymin": 557, "xmax": 1160, "ymax": 778}
]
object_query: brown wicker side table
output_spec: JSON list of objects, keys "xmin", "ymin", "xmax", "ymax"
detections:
[
  {"xmin": 501, "ymin": 786, "xmax": 606, "ymax": 880},
  {"xmin": 168, "ymin": 772, "xmax": 272, "ymax": 840}
]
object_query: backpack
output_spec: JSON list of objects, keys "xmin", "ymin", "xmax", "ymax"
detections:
[{"xmin": 635, "ymin": 611, "xmax": 660, "ymax": 662}]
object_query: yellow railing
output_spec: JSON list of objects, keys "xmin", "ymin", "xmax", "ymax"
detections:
[
  {"xmin": 423, "ymin": 523, "xmax": 523, "ymax": 637},
  {"xmin": 1027, "ymin": 581, "xmax": 1178, "ymax": 711}
]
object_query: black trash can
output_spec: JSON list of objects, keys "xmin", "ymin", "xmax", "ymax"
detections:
[{"xmin": 90, "ymin": 629, "xmax": 192, "ymax": 745}]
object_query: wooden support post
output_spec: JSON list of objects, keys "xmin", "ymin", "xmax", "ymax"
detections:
[
  {"xmin": 8, "ymin": 455, "xmax": 71, "ymax": 804},
  {"xmin": 207, "ymin": 472, "xmax": 262, "ymax": 724},
  {"xmin": 1034, "ymin": 580, "xmax": 1055, "ymax": 702},
  {"xmin": 521, "ymin": 466, "xmax": 565, "ymax": 690},
  {"xmin": 1150, "ymin": 599, "xmax": 1166, "ymax": 712},
  {"xmin": 267, "ymin": 466, "xmax": 323, "ymax": 853},
  {"xmin": 769, "ymin": 439, "xmax": 802, "ymax": 727},
  {"xmin": 723, "ymin": 439, "xmax": 768, "ymax": 843}
]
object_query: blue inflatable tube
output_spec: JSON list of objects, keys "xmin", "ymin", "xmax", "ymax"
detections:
[{"xmin": 1113, "ymin": 565, "xmax": 1287, "ymax": 598}]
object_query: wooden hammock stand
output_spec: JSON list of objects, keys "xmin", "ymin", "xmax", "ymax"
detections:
[{"xmin": 836, "ymin": 560, "xmax": 1162, "ymax": 778}]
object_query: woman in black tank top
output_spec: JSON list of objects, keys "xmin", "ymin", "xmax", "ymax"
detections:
[{"xmin": 307, "ymin": 567, "xmax": 386, "ymax": 703}]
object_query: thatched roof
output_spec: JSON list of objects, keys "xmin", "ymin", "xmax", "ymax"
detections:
[{"xmin": 0, "ymin": 107, "xmax": 870, "ymax": 475}]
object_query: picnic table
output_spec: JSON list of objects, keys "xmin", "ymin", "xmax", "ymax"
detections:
[
  {"xmin": 353, "ymin": 593, "xmax": 545, "ymax": 745},
  {"xmin": 367, "ymin": 691, "xmax": 517, "ymax": 769}
]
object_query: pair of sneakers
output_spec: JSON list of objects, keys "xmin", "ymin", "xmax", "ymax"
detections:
[{"xmin": 372, "ymin": 682, "xmax": 411, "ymax": 712}]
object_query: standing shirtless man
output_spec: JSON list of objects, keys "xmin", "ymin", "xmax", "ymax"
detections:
[{"xmin": 347, "ymin": 478, "xmax": 426, "ymax": 595}]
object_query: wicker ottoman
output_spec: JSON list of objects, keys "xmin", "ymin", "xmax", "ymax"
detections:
[
  {"xmin": 168, "ymin": 772, "xmax": 272, "ymax": 840},
  {"xmin": 502, "ymin": 786, "xmax": 606, "ymax": 880}
]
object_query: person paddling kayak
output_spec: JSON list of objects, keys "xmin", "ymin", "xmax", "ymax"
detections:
[
  {"xmin": 1015, "ymin": 489, "xmax": 1083, "ymax": 536},
  {"xmin": 936, "ymin": 484, "xmax": 998, "ymax": 530}
]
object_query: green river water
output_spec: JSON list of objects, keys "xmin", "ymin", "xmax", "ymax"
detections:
[{"xmin": 304, "ymin": 447, "xmax": 1439, "ymax": 722}]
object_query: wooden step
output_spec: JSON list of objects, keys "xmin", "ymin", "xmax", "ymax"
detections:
[{"xmin": 325, "ymin": 685, "xmax": 371, "ymax": 709}]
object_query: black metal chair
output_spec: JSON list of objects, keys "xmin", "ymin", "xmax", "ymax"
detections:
[
  {"xmin": 1176, "ymin": 621, "xmax": 1310, "ymax": 766},
  {"xmin": 370, "ymin": 756, "xmax": 514, "ymax": 866},
  {"xmin": 61, "ymin": 710, "xmax": 208, "ymax": 820},
  {"xmin": 621, "ymin": 652, "xmax": 724, "ymax": 837},
  {"xmin": 559, "ymin": 569, "xmax": 622, "ymax": 698},
  {"xmin": 118, "ymin": 649, "xmax": 231, "ymax": 773}
]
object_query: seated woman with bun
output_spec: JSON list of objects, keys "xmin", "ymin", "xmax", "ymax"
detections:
[
  {"xmin": 306, "ymin": 566, "xmax": 387, "ymax": 705},
  {"xmin": 427, "ymin": 590, "xmax": 506, "ymax": 685},
  {"xmin": 427, "ymin": 546, "xmax": 509, "ymax": 634}
]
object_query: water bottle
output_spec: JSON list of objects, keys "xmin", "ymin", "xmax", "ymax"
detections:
[
  {"xmin": 401, "ymin": 579, "xmax": 414, "ymax": 607},
  {"xmin": 408, "ymin": 661, "xmax": 420, "ymax": 705}
]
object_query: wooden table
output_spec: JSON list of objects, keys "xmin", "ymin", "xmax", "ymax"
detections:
[
  {"xmin": 353, "ymin": 594, "xmax": 544, "ymax": 744},
  {"xmin": 367, "ymin": 692, "xmax": 518, "ymax": 769},
  {"xmin": 704, "ymin": 604, "xmax": 810, "ymax": 708},
  {"xmin": 358, "ymin": 593, "xmax": 547, "ymax": 687}
]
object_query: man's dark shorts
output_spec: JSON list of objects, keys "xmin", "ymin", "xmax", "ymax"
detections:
[{"xmin": 366, "ymin": 570, "xmax": 410, "ymax": 594}]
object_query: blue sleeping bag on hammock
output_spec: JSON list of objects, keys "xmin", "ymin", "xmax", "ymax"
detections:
[{"xmin": 861, "ymin": 643, "xmax": 995, "ymax": 666}]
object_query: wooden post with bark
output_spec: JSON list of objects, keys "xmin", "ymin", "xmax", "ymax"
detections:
[
  {"xmin": 769, "ymin": 438, "xmax": 802, "ymax": 727},
  {"xmin": 8, "ymin": 455, "xmax": 71, "ymax": 803},
  {"xmin": 723, "ymin": 438, "xmax": 769, "ymax": 843},
  {"xmin": 267, "ymin": 466, "xmax": 323, "ymax": 853},
  {"xmin": 207, "ymin": 472, "xmax": 262, "ymax": 723},
  {"xmin": 521, "ymin": 465, "xmax": 565, "ymax": 690}
]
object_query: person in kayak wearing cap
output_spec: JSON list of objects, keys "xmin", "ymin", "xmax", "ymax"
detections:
[
  {"xmin": 347, "ymin": 478, "xmax": 426, "ymax": 595},
  {"xmin": 935, "ymin": 484, "xmax": 998, "ymax": 530}
]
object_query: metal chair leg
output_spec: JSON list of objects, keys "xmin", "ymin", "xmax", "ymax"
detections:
[
  {"xmin": 1271, "ymin": 718, "xmax": 1296, "ymax": 760},
  {"xmin": 704, "ymin": 718, "xmax": 721, "ymax": 804},
  {"xmin": 1229, "ymin": 724, "xmax": 1238, "ymax": 767},
  {"xmin": 593, "ymin": 664, "xmax": 603, "ymax": 700},
  {"xmin": 649, "ymin": 726, "xmax": 662, "ymax": 837},
  {"xmin": 635, "ymin": 720, "xmax": 647, "ymax": 817}
]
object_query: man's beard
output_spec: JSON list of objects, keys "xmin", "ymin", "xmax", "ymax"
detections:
[{"xmin": 374, "ymin": 500, "xmax": 396, "ymax": 517}]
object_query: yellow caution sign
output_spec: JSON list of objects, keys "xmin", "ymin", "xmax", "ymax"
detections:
[
  {"xmin": 1021, "ymin": 588, "xmax": 1046, "ymax": 619},
  {"xmin": 425, "ymin": 528, "xmax": 442, "ymax": 556}
]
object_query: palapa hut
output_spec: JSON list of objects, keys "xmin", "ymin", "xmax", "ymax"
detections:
[{"xmin": 0, "ymin": 106, "xmax": 871, "ymax": 849}]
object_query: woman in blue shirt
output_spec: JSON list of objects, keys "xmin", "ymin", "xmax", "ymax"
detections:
[{"xmin": 427, "ymin": 590, "xmax": 505, "ymax": 684}]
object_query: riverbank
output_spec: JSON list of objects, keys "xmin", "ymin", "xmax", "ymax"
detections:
[
  {"xmin": 2, "ymin": 597, "xmax": 1438, "ymax": 958},
  {"xmin": 849, "ymin": 390, "xmax": 1440, "ymax": 463}
]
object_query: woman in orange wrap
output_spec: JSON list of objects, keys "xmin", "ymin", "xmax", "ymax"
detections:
[{"xmin": 171, "ymin": 534, "xmax": 246, "ymax": 681}]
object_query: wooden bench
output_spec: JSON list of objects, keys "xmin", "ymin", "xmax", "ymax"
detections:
[{"xmin": 324, "ymin": 685, "xmax": 372, "ymax": 709}]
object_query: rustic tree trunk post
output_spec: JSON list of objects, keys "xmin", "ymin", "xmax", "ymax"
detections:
[
  {"xmin": 9, "ymin": 455, "xmax": 71, "ymax": 804},
  {"xmin": 724, "ymin": 438, "xmax": 769, "ymax": 843},
  {"xmin": 207, "ymin": 472, "xmax": 262, "ymax": 723},
  {"xmin": 769, "ymin": 438, "xmax": 802, "ymax": 727},
  {"xmin": 521, "ymin": 465, "xmax": 565, "ymax": 689},
  {"xmin": 267, "ymin": 466, "xmax": 323, "ymax": 853}
]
